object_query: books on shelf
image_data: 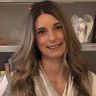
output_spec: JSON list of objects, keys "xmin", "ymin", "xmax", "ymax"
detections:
[{"xmin": 0, "ymin": 63, "xmax": 13, "ymax": 76}]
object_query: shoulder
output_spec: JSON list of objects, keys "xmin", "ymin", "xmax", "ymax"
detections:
[
  {"xmin": 89, "ymin": 71, "xmax": 96, "ymax": 96},
  {"xmin": 0, "ymin": 75, "xmax": 8, "ymax": 96},
  {"xmin": 88, "ymin": 71, "xmax": 96, "ymax": 84},
  {"xmin": 89, "ymin": 71, "xmax": 96, "ymax": 82},
  {"xmin": 0, "ymin": 73, "xmax": 12, "ymax": 96}
]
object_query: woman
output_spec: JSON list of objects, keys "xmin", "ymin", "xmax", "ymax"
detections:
[{"xmin": 11, "ymin": 1, "xmax": 96, "ymax": 96}]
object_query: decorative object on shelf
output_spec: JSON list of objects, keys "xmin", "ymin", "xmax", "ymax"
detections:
[
  {"xmin": 71, "ymin": 15, "xmax": 86, "ymax": 43},
  {"xmin": 84, "ymin": 14, "xmax": 94, "ymax": 42},
  {"xmin": 0, "ymin": 37, "xmax": 8, "ymax": 45},
  {"xmin": 71, "ymin": 14, "xmax": 93, "ymax": 43},
  {"xmin": 5, "ymin": 63, "xmax": 10, "ymax": 75},
  {"xmin": 92, "ymin": 15, "xmax": 96, "ymax": 43},
  {"xmin": 0, "ymin": 62, "xmax": 12, "ymax": 76},
  {"xmin": 0, "ymin": 70, "xmax": 6, "ymax": 84}
]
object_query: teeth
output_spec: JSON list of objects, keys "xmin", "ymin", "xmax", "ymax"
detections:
[{"xmin": 47, "ymin": 43, "xmax": 61, "ymax": 49}]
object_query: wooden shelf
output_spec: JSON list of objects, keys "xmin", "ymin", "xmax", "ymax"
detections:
[
  {"xmin": 0, "ymin": 0, "xmax": 96, "ymax": 3},
  {"xmin": 81, "ymin": 43, "xmax": 96, "ymax": 51},
  {"xmin": 0, "ymin": 43, "xmax": 96, "ymax": 52},
  {"xmin": 0, "ymin": 45, "xmax": 19, "ymax": 52}
]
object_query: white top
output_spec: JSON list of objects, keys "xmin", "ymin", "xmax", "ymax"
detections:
[
  {"xmin": 34, "ymin": 71, "xmax": 96, "ymax": 96},
  {"xmin": 0, "ymin": 75, "xmax": 8, "ymax": 96},
  {"xmin": 0, "ymin": 71, "xmax": 96, "ymax": 96},
  {"xmin": 91, "ymin": 72, "xmax": 96, "ymax": 96}
]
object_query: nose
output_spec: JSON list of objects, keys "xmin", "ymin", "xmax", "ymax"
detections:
[{"xmin": 48, "ymin": 29, "xmax": 57, "ymax": 42}]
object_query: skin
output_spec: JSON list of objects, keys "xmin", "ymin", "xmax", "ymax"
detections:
[
  {"xmin": 35, "ymin": 13, "xmax": 67, "ymax": 96},
  {"xmin": 35, "ymin": 13, "xmax": 66, "ymax": 59}
]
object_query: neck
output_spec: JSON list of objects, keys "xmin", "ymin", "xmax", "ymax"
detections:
[
  {"xmin": 40, "ymin": 56, "xmax": 67, "ymax": 96},
  {"xmin": 41, "ymin": 56, "xmax": 64, "ymax": 80}
]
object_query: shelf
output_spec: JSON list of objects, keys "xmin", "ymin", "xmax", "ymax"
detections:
[
  {"xmin": 81, "ymin": 43, "xmax": 96, "ymax": 51},
  {"xmin": 0, "ymin": 45, "xmax": 19, "ymax": 52},
  {"xmin": 0, "ymin": 43, "xmax": 96, "ymax": 52},
  {"xmin": 0, "ymin": 0, "xmax": 96, "ymax": 3}
]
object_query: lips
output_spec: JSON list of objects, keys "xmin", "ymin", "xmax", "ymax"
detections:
[{"xmin": 46, "ymin": 42, "xmax": 62, "ymax": 49}]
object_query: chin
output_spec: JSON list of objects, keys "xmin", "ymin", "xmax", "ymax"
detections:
[{"xmin": 48, "ymin": 51, "xmax": 64, "ymax": 59}]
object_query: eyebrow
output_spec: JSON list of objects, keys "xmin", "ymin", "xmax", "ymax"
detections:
[
  {"xmin": 53, "ymin": 22, "xmax": 61, "ymax": 26},
  {"xmin": 35, "ymin": 27, "xmax": 45, "ymax": 32}
]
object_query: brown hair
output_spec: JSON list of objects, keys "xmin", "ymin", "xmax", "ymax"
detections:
[{"xmin": 11, "ymin": 1, "xmax": 91, "ymax": 96}]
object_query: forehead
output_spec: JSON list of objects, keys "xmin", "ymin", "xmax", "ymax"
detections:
[{"xmin": 35, "ymin": 13, "xmax": 59, "ymax": 28}]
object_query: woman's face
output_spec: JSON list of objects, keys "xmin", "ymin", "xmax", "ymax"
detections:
[{"xmin": 35, "ymin": 13, "xmax": 66, "ymax": 59}]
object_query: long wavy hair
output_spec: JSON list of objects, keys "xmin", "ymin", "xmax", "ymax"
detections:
[{"xmin": 11, "ymin": 1, "xmax": 91, "ymax": 96}]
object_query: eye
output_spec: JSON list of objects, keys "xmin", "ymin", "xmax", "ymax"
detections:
[
  {"xmin": 54, "ymin": 23, "xmax": 63, "ymax": 31},
  {"xmin": 36, "ymin": 28, "xmax": 47, "ymax": 35}
]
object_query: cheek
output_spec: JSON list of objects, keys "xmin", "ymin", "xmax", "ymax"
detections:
[
  {"xmin": 57, "ymin": 31, "xmax": 65, "ymax": 39},
  {"xmin": 36, "ymin": 37, "xmax": 47, "ymax": 49}
]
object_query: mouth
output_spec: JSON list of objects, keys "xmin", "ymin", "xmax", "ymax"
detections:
[{"xmin": 46, "ymin": 42, "xmax": 62, "ymax": 49}]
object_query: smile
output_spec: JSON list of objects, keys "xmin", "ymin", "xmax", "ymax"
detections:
[{"xmin": 46, "ymin": 42, "xmax": 62, "ymax": 49}]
